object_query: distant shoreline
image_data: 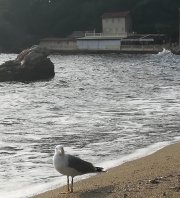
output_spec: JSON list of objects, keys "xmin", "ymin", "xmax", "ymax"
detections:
[
  {"xmin": 33, "ymin": 142, "xmax": 180, "ymax": 198},
  {"xmin": 1, "ymin": 46, "xmax": 180, "ymax": 55},
  {"xmin": 49, "ymin": 49, "xmax": 161, "ymax": 55},
  {"xmin": 47, "ymin": 47, "xmax": 180, "ymax": 55}
]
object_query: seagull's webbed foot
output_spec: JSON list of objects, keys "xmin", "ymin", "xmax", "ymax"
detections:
[{"xmin": 59, "ymin": 176, "xmax": 72, "ymax": 194}]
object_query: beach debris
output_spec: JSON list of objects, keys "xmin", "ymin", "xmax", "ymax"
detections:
[
  {"xmin": 113, "ymin": 173, "xmax": 180, "ymax": 197},
  {"xmin": 148, "ymin": 176, "xmax": 168, "ymax": 185},
  {"xmin": 150, "ymin": 179, "xmax": 160, "ymax": 184},
  {"xmin": 163, "ymin": 192, "xmax": 166, "ymax": 196},
  {"xmin": 169, "ymin": 186, "xmax": 180, "ymax": 192},
  {"xmin": 124, "ymin": 193, "xmax": 128, "ymax": 197},
  {"xmin": 149, "ymin": 177, "xmax": 161, "ymax": 184},
  {"xmin": 53, "ymin": 145, "xmax": 105, "ymax": 193}
]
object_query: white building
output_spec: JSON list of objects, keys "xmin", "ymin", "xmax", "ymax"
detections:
[
  {"xmin": 102, "ymin": 11, "xmax": 132, "ymax": 37},
  {"xmin": 39, "ymin": 11, "xmax": 133, "ymax": 52},
  {"xmin": 77, "ymin": 11, "xmax": 132, "ymax": 50},
  {"xmin": 39, "ymin": 10, "xmax": 164, "ymax": 53},
  {"xmin": 77, "ymin": 37, "xmax": 121, "ymax": 50}
]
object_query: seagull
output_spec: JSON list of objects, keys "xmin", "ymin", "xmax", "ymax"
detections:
[{"xmin": 53, "ymin": 145, "xmax": 104, "ymax": 193}]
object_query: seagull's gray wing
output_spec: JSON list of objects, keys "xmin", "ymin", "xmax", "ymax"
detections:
[{"xmin": 67, "ymin": 154, "xmax": 96, "ymax": 174}]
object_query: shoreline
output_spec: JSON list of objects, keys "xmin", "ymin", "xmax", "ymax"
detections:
[
  {"xmin": 1, "ymin": 48, "xmax": 180, "ymax": 55},
  {"xmin": 49, "ymin": 49, "xmax": 161, "ymax": 55},
  {"xmin": 47, "ymin": 47, "xmax": 180, "ymax": 55},
  {"xmin": 33, "ymin": 142, "xmax": 180, "ymax": 198}
]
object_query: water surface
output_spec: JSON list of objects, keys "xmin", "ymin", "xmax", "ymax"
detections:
[{"xmin": 0, "ymin": 51, "xmax": 180, "ymax": 197}]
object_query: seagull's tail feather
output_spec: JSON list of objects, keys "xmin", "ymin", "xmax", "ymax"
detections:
[{"xmin": 95, "ymin": 167, "xmax": 105, "ymax": 172}]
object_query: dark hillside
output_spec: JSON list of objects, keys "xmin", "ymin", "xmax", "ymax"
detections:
[{"xmin": 0, "ymin": 0, "xmax": 179, "ymax": 52}]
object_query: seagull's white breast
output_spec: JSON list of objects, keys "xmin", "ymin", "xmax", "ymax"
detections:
[{"xmin": 53, "ymin": 154, "xmax": 80, "ymax": 177}]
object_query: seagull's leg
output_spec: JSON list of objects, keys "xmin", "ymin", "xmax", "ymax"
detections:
[
  {"xmin": 59, "ymin": 176, "xmax": 70, "ymax": 194},
  {"xmin": 70, "ymin": 177, "xmax": 74, "ymax": 193},
  {"xmin": 67, "ymin": 176, "xmax": 70, "ymax": 192}
]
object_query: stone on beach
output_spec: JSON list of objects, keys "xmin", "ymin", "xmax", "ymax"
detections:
[{"xmin": 0, "ymin": 45, "xmax": 55, "ymax": 82}]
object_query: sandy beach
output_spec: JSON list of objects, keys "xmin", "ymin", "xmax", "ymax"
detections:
[{"xmin": 33, "ymin": 142, "xmax": 180, "ymax": 198}]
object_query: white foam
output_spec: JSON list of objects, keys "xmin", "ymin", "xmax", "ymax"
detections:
[
  {"xmin": 3, "ymin": 139, "xmax": 180, "ymax": 198},
  {"xmin": 0, "ymin": 178, "xmax": 64, "ymax": 198},
  {"xmin": 157, "ymin": 48, "xmax": 172, "ymax": 56},
  {"xmin": 31, "ymin": 140, "xmax": 178, "ymax": 198},
  {"xmin": 98, "ymin": 141, "xmax": 171, "ymax": 170},
  {"xmin": 174, "ymin": 136, "xmax": 180, "ymax": 141}
]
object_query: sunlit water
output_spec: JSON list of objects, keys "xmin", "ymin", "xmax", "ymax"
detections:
[{"xmin": 0, "ymin": 51, "xmax": 180, "ymax": 198}]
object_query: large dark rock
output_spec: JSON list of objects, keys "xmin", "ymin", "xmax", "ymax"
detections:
[{"xmin": 0, "ymin": 46, "xmax": 55, "ymax": 82}]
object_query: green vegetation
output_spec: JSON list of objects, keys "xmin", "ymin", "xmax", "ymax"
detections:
[{"xmin": 0, "ymin": 0, "xmax": 179, "ymax": 52}]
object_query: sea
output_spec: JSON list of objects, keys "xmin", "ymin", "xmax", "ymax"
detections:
[{"xmin": 0, "ymin": 50, "xmax": 180, "ymax": 198}]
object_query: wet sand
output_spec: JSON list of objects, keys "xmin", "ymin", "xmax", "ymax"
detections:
[{"xmin": 33, "ymin": 142, "xmax": 180, "ymax": 198}]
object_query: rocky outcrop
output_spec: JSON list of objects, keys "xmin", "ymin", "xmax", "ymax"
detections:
[{"xmin": 0, "ymin": 46, "xmax": 55, "ymax": 82}]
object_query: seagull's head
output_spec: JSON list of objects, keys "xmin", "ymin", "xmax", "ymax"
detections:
[{"xmin": 55, "ymin": 145, "xmax": 64, "ymax": 155}]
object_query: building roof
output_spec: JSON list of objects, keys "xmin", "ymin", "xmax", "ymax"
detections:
[{"xmin": 102, "ymin": 11, "xmax": 130, "ymax": 18}]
